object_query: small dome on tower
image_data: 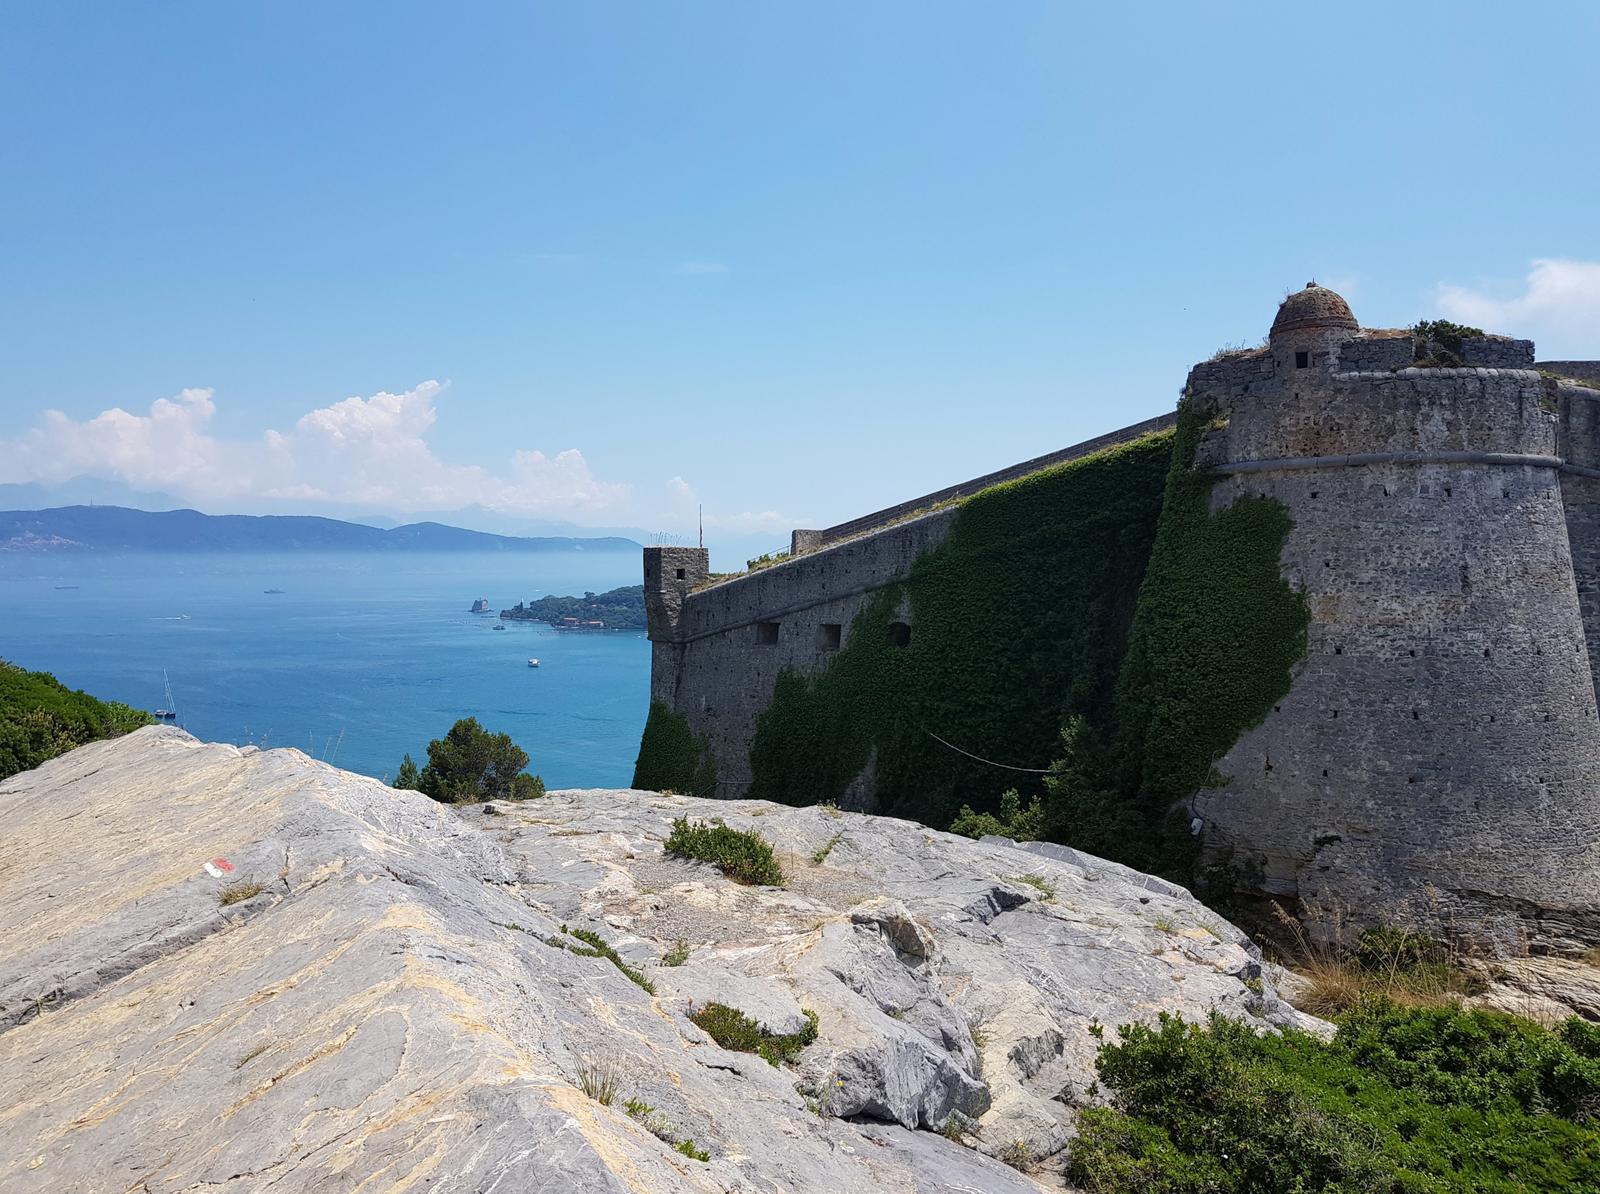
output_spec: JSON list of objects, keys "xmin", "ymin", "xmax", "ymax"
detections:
[{"xmin": 1271, "ymin": 283, "xmax": 1359, "ymax": 336}]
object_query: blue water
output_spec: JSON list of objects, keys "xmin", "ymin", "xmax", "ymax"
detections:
[{"xmin": 0, "ymin": 550, "xmax": 649, "ymax": 788}]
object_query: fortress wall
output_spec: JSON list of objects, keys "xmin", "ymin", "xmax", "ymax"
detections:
[
  {"xmin": 1558, "ymin": 381, "xmax": 1600, "ymax": 703},
  {"xmin": 1197, "ymin": 367, "xmax": 1600, "ymax": 952},
  {"xmin": 1460, "ymin": 336, "xmax": 1535, "ymax": 368},
  {"xmin": 651, "ymin": 507, "xmax": 961, "ymax": 795},
  {"xmin": 1540, "ymin": 360, "xmax": 1600, "ymax": 387},
  {"xmin": 650, "ymin": 413, "xmax": 1175, "ymax": 799},
  {"xmin": 1336, "ymin": 335, "xmax": 1415, "ymax": 372}
]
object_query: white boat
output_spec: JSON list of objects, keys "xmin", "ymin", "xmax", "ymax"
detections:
[
  {"xmin": 493, "ymin": 624, "xmax": 505, "ymax": 631},
  {"xmin": 528, "ymin": 658, "xmax": 540, "ymax": 668}
]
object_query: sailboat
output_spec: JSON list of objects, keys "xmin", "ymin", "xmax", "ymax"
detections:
[{"xmin": 153, "ymin": 669, "xmax": 179, "ymax": 721}]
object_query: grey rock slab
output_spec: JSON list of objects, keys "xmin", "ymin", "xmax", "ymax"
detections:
[{"xmin": 0, "ymin": 729, "xmax": 1072, "ymax": 1193}]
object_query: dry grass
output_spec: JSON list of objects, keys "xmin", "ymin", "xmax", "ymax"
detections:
[
  {"xmin": 219, "ymin": 881, "xmax": 264, "ymax": 907},
  {"xmin": 1267, "ymin": 905, "xmax": 1477, "ymax": 1018},
  {"xmin": 577, "ymin": 1055, "xmax": 622, "ymax": 1105}
]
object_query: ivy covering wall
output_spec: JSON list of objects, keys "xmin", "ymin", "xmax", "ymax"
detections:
[
  {"xmin": 743, "ymin": 403, "xmax": 1310, "ymax": 882},
  {"xmin": 746, "ymin": 431, "xmax": 1176, "ymax": 828},
  {"xmin": 632, "ymin": 700, "xmax": 718, "ymax": 796},
  {"xmin": 1044, "ymin": 406, "xmax": 1310, "ymax": 875}
]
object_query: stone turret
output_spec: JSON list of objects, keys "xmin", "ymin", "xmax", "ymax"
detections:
[
  {"xmin": 1268, "ymin": 282, "xmax": 1360, "ymax": 375},
  {"xmin": 643, "ymin": 546, "xmax": 708, "ymax": 642}
]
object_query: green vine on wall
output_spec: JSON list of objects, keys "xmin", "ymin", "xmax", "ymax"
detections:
[
  {"xmin": 747, "ymin": 431, "xmax": 1176, "ymax": 828},
  {"xmin": 632, "ymin": 700, "xmax": 718, "ymax": 796},
  {"xmin": 1044, "ymin": 404, "xmax": 1310, "ymax": 875},
  {"xmin": 744, "ymin": 402, "xmax": 1310, "ymax": 885}
]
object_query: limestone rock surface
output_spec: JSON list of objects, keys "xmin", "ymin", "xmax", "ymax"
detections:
[{"xmin": 0, "ymin": 727, "xmax": 1315, "ymax": 1191}]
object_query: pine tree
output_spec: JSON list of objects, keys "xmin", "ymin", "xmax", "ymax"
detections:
[{"xmin": 394, "ymin": 753, "xmax": 420, "ymax": 790}]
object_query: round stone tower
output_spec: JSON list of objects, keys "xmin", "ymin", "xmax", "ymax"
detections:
[{"xmin": 1187, "ymin": 287, "xmax": 1600, "ymax": 955}]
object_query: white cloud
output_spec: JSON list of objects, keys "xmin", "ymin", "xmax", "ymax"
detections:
[
  {"xmin": 0, "ymin": 381, "xmax": 631, "ymax": 519},
  {"xmin": 1437, "ymin": 259, "xmax": 1600, "ymax": 358}
]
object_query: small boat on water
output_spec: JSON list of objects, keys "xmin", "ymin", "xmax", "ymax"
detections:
[
  {"xmin": 493, "ymin": 623, "xmax": 505, "ymax": 631},
  {"xmin": 263, "ymin": 588, "xmax": 286, "ymax": 595},
  {"xmin": 470, "ymin": 598, "xmax": 490, "ymax": 613},
  {"xmin": 528, "ymin": 658, "xmax": 540, "ymax": 668},
  {"xmin": 54, "ymin": 585, "xmax": 80, "ymax": 590},
  {"xmin": 154, "ymin": 670, "xmax": 178, "ymax": 721}
]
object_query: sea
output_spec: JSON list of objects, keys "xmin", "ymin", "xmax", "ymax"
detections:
[{"xmin": 0, "ymin": 549, "xmax": 649, "ymax": 789}]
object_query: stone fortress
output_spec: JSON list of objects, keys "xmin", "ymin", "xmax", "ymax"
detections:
[{"xmin": 645, "ymin": 284, "xmax": 1600, "ymax": 954}]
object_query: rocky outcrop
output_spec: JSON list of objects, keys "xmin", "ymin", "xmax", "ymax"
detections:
[{"xmin": 0, "ymin": 727, "xmax": 1316, "ymax": 1191}]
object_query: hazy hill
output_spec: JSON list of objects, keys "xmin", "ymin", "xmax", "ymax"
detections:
[{"xmin": 0, "ymin": 505, "xmax": 640, "ymax": 553}]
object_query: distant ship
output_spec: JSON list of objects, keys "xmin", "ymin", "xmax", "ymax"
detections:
[
  {"xmin": 54, "ymin": 585, "xmax": 79, "ymax": 590},
  {"xmin": 470, "ymin": 598, "xmax": 490, "ymax": 613},
  {"xmin": 263, "ymin": 588, "xmax": 286, "ymax": 595},
  {"xmin": 153, "ymin": 669, "xmax": 178, "ymax": 721},
  {"xmin": 528, "ymin": 658, "xmax": 540, "ymax": 668},
  {"xmin": 493, "ymin": 623, "xmax": 505, "ymax": 631}
]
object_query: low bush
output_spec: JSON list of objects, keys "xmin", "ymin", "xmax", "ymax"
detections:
[
  {"xmin": 949, "ymin": 787, "xmax": 1044, "ymax": 841},
  {"xmin": 548, "ymin": 924, "xmax": 655, "ymax": 994},
  {"xmin": 1068, "ymin": 1003, "xmax": 1600, "ymax": 1193},
  {"xmin": 688, "ymin": 1002, "xmax": 819, "ymax": 1067},
  {"xmin": 664, "ymin": 817, "xmax": 784, "ymax": 886}
]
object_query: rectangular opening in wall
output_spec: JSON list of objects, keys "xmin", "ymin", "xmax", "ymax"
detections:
[
  {"xmin": 675, "ymin": 568, "xmax": 685, "ymax": 580},
  {"xmin": 755, "ymin": 621, "xmax": 780, "ymax": 646},
  {"xmin": 1295, "ymin": 351, "xmax": 1309, "ymax": 369},
  {"xmin": 818, "ymin": 623, "xmax": 841, "ymax": 651}
]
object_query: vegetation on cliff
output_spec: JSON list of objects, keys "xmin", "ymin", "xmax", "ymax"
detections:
[
  {"xmin": 0, "ymin": 659, "xmax": 152, "ymax": 781},
  {"xmin": 632, "ymin": 701, "xmax": 718, "ymax": 796},
  {"xmin": 664, "ymin": 816, "xmax": 784, "ymax": 885},
  {"xmin": 397, "ymin": 716, "xmax": 545, "ymax": 802},
  {"xmin": 501, "ymin": 584, "xmax": 645, "ymax": 629},
  {"xmin": 1071, "ymin": 1001, "xmax": 1600, "ymax": 1193}
]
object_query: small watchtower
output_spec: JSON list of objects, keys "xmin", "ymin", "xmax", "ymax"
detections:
[
  {"xmin": 1268, "ymin": 282, "xmax": 1360, "ymax": 375},
  {"xmin": 643, "ymin": 545, "xmax": 709, "ymax": 642}
]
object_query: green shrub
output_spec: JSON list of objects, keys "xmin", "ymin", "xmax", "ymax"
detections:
[
  {"xmin": 549, "ymin": 925, "xmax": 655, "ymax": 994},
  {"xmin": 1069, "ymin": 1005, "xmax": 1600, "ymax": 1193},
  {"xmin": 689, "ymin": 1002, "xmax": 818, "ymax": 1067},
  {"xmin": 664, "ymin": 817, "xmax": 783, "ymax": 886},
  {"xmin": 632, "ymin": 701, "xmax": 717, "ymax": 796},
  {"xmin": 0, "ymin": 659, "xmax": 152, "ymax": 781},
  {"xmin": 411, "ymin": 717, "xmax": 545, "ymax": 803},
  {"xmin": 950, "ymin": 787, "xmax": 1044, "ymax": 841},
  {"xmin": 394, "ymin": 753, "xmax": 420, "ymax": 790},
  {"xmin": 1412, "ymin": 319, "xmax": 1486, "ymax": 367}
]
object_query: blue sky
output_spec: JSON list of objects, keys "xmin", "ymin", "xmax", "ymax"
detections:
[{"xmin": 3, "ymin": 2, "xmax": 1598, "ymax": 559}]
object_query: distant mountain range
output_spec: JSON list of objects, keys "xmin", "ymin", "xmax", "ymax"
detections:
[
  {"xmin": 0, "ymin": 476, "xmax": 788, "ymax": 567},
  {"xmin": 0, "ymin": 506, "xmax": 641, "ymax": 553}
]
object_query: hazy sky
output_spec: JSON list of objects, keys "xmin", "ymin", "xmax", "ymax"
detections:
[{"xmin": 3, "ymin": 2, "xmax": 1598, "ymax": 548}]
